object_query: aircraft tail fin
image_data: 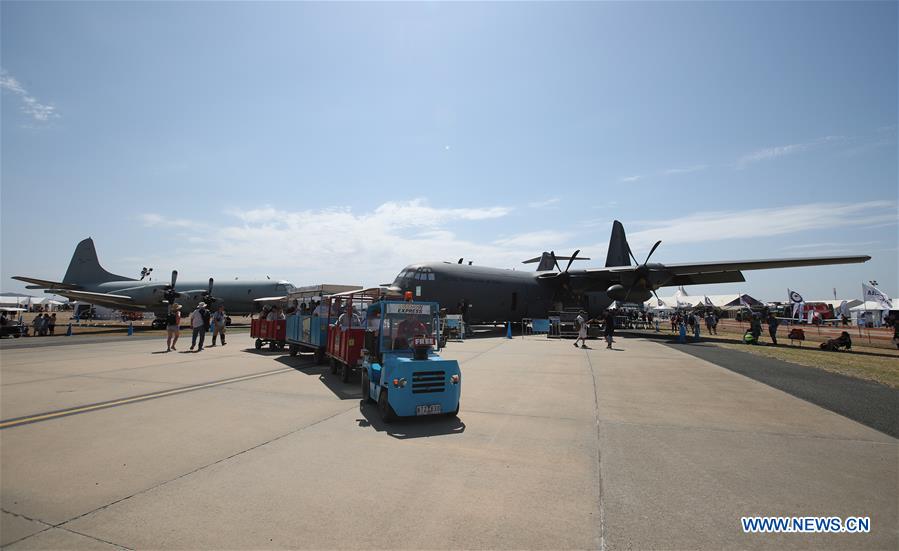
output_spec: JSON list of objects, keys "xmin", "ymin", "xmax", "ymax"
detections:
[
  {"xmin": 62, "ymin": 238, "xmax": 135, "ymax": 285},
  {"xmin": 605, "ymin": 221, "xmax": 633, "ymax": 267},
  {"xmin": 522, "ymin": 252, "xmax": 590, "ymax": 271}
]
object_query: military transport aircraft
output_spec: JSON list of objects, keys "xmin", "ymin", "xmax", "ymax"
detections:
[
  {"xmin": 14, "ymin": 238, "xmax": 294, "ymax": 328},
  {"xmin": 387, "ymin": 221, "xmax": 871, "ymax": 323}
]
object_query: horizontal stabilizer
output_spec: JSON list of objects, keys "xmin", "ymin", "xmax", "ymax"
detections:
[{"xmin": 12, "ymin": 276, "xmax": 82, "ymax": 290}]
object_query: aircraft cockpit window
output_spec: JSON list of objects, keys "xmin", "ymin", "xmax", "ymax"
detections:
[
  {"xmin": 428, "ymin": 273, "xmax": 435, "ymax": 281},
  {"xmin": 414, "ymin": 272, "xmax": 423, "ymax": 280}
]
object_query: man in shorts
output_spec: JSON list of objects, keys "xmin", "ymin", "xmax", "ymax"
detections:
[
  {"xmin": 166, "ymin": 304, "xmax": 182, "ymax": 352},
  {"xmin": 574, "ymin": 310, "xmax": 589, "ymax": 348}
]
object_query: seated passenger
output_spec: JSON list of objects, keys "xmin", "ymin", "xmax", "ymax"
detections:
[{"xmin": 394, "ymin": 315, "xmax": 427, "ymax": 349}]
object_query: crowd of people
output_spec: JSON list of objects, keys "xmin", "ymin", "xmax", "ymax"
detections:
[{"xmin": 164, "ymin": 302, "xmax": 228, "ymax": 353}]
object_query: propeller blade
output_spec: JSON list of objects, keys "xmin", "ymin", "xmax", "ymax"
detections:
[
  {"xmin": 550, "ymin": 251, "xmax": 561, "ymax": 272},
  {"xmin": 626, "ymin": 243, "xmax": 640, "ymax": 266},
  {"xmin": 652, "ymin": 288, "xmax": 661, "ymax": 306},
  {"xmin": 644, "ymin": 240, "xmax": 662, "ymax": 265},
  {"xmin": 171, "ymin": 270, "xmax": 178, "ymax": 288},
  {"xmin": 564, "ymin": 250, "xmax": 581, "ymax": 273},
  {"xmin": 207, "ymin": 277, "xmax": 214, "ymax": 294}
]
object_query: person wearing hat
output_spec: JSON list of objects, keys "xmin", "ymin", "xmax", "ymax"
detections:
[
  {"xmin": 189, "ymin": 302, "xmax": 211, "ymax": 352},
  {"xmin": 165, "ymin": 304, "xmax": 182, "ymax": 352}
]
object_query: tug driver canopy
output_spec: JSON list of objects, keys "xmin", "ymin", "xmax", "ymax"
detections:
[{"xmin": 368, "ymin": 301, "xmax": 438, "ymax": 353}]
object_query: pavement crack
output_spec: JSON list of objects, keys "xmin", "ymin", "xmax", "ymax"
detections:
[
  {"xmin": 585, "ymin": 351, "xmax": 606, "ymax": 551},
  {"xmin": 54, "ymin": 405, "xmax": 357, "ymax": 530}
]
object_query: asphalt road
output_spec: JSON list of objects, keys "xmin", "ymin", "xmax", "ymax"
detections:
[{"xmin": 1, "ymin": 335, "xmax": 896, "ymax": 549}]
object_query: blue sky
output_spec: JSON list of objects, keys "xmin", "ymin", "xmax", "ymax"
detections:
[{"xmin": 2, "ymin": 2, "xmax": 896, "ymax": 302}]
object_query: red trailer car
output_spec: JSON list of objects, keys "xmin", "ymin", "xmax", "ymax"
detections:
[{"xmin": 251, "ymin": 318, "xmax": 286, "ymax": 350}]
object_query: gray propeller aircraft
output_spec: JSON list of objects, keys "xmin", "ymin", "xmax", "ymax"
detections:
[
  {"xmin": 387, "ymin": 220, "xmax": 871, "ymax": 323},
  {"xmin": 14, "ymin": 238, "xmax": 294, "ymax": 328}
]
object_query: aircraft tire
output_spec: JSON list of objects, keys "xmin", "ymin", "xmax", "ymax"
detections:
[
  {"xmin": 255, "ymin": 338, "xmax": 262, "ymax": 350},
  {"xmin": 378, "ymin": 389, "xmax": 396, "ymax": 423}
]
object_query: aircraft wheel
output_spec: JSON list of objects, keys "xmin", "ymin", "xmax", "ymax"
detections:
[
  {"xmin": 329, "ymin": 356, "xmax": 337, "ymax": 374},
  {"xmin": 255, "ymin": 338, "xmax": 263, "ymax": 350},
  {"xmin": 378, "ymin": 389, "xmax": 396, "ymax": 423},
  {"xmin": 289, "ymin": 344, "xmax": 298, "ymax": 357},
  {"xmin": 361, "ymin": 372, "xmax": 374, "ymax": 403}
]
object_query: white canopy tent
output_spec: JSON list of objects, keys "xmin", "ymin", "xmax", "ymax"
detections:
[{"xmin": 849, "ymin": 299, "xmax": 897, "ymax": 327}]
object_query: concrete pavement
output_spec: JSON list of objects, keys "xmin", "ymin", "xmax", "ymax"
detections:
[{"xmin": 1, "ymin": 334, "xmax": 895, "ymax": 549}]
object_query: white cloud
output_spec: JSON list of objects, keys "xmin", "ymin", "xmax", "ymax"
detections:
[
  {"xmin": 622, "ymin": 201, "xmax": 896, "ymax": 251},
  {"xmin": 663, "ymin": 164, "xmax": 708, "ymax": 175},
  {"xmin": 619, "ymin": 175, "xmax": 641, "ymax": 183},
  {"xmin": 736, "ymin": 136, "xmax": 843, "ymax": 168},
  {"xmin": 493, "ymin": 230, "xmax": 573, "ymax": 249},
  {"xmin": 527, "ymin": 197, "xmax": 560, "ymax": 208},
  {"xmin": 137, "ymin": 199, "xmax": 527, "ymax": 285},
  {"xmin": 0, "ymin": 69, "xmax": 59, "ymax": 122}
]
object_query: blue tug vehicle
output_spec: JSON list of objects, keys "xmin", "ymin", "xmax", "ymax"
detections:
[{"xmin": 361, "ymin": 297, "xmax": 461, "ymax": 423}]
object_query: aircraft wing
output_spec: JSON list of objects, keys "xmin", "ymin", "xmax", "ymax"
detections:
[
  {"xmin": 47, "ymin": 289, "xmax": 147, "ymax": 311},
  {"xmin": 12, "ymin": 276, "xmax": 82, "ymax": 290},
  {"xmin": 662, "ymin": 255, "xmax": 872, "ymax": 274},
  {"xmin": 581, "ymin": 255, "xmax": 871, "ymax": 287}
]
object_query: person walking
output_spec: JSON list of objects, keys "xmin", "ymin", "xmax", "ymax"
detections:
[
  {"xmin": 48, "ymin": 313, "xmax": 57, "ymax": 336},
  {"xmin": 574, "ymin": 310, "xmax": 589, "ymax": 348},
  {"xmin": 166, "ymin": 304, "xmax": 182, "ymax": 352},
  {"xmin": 767, "ymin": 312, "xmax": 780, "ymax": 345},
  {"xmin": 189, "ymin": 302, "xmax": 210, "ymax": 352},
  {"xmin": 603, "ymin": 310, "xmax": 615, "ymax": 349},
  {"xmin": 210, "ymin": 305, "xmax": 227, "ymax": 346}
]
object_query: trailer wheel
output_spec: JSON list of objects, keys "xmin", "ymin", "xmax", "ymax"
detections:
[
  {"xmin": 361, "ymin": 372, "xmax": 374, "ymax": 403},
  {"xmin": 329, "ymin": 356, "xmax": 337, "ymax": 374},
  {"xmin": 255, "ymin": 338, "xmax": 262, "ymax": 350},
  {"xmin": 340, "ymin": 362, "xmax": 351, "ymax": 383},
  {"xmin": 289, "ymin": 344, "xmax": 298, "ymax": 357},
  {"xmin": 378, "ymin": 389, "xmax": 396, "ymax": 423},
  {"xmin": 314, "ymin": 349, "xmax": 323, "ymax": 365},
  {"xmin": 269, "ymin": 341, "xmax": 278, "ymax": 351}
]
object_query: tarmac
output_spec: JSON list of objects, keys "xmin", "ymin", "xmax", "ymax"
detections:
[{"xmin": 1, "ymin": 333, "xmax": 896, "ymax": 549}]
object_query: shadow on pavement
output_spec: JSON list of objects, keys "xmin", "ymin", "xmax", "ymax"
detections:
[{"xmin": 355, "ymin": 400, "xmax": 466, "ymax": 440}]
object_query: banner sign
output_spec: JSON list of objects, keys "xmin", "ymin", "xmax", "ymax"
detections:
[
  {"xmin": 862, "ymin": 283, "xmax": 892, "ymax": 310},
  {"xmin": 386, "ymin": 303, "xmax": 432, "ymax": 315}
]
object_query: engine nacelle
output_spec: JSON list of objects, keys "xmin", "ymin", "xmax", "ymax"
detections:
[{"xmin": 606, "ymin": 284, "xmax": 651, "ymax": 304}]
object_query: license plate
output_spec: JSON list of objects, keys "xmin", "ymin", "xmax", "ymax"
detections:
[{"xmin": 416, "ymin": 404, "xmax": 442, "ymax": 416}]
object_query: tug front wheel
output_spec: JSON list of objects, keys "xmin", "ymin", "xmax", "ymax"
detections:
[
  {"xmin": 378, "ymin": 389, "xmax": 396, "ymax": 423},
  {"xmin": 361, "ymin": 372, "xmax": 374, "ymax": 403}
]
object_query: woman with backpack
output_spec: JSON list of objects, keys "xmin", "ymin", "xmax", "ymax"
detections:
[{"xmin": 165, "ymin": 304, "xmax": 182, "ymax": 352}]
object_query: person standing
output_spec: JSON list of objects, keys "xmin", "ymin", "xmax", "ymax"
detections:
[
  {"xmin": 166, "ymin": 304, "xmax": 182, "ymax": 352},
  {"xmin": 48, "ymin": 313, "xmax": 57, "ymax": 336},
  {"xmin": 692, "ymin": 312, "xmax": 701, "ymax": 340},
  {"xmin": 190, "ymin": 302, "xmax": 210, "ymax": 352},
  {"xmin": 603, "ymin": 310, "xmax": 615, "ymax": 349},
  {"xmin": 210, "ymin": 305, "xmax": 227, "ymax": 346},
  {"xmin": 31, "ymin": 314, "xmax": 41, "ymax": 336},
  {"xmin": 574, "ymin": 310, "xmax": 588, "ymax": 348},
  {"xmin": 767, "ymin": 312, "xmax": 780, "ymax": 345}
]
